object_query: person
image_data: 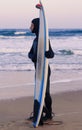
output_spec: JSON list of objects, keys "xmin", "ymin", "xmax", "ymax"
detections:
[{"xmin": 28, "ymin": 18, "xmax": 54, "ymax": 125}]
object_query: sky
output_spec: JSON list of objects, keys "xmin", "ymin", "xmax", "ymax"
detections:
[{"xmin": 0, "ymin": 0, "xmax": 82, "ymax": 29}]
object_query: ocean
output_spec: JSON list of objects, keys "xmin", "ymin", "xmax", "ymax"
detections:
[
  {"xmin": 0, "ymin": 29, "xmax": 82, "ymax": 99},
  {"xmin": 0, "ymin": 29, "xmax": 82, "ymax": 71}
]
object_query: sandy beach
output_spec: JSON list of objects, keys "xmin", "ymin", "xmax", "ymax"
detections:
[
  {"xmin": 0, "ymin": 71, "xmax": 82, "ymax": 129},
  {"xmin": 0, "ymin": 91, "xmax": 82, "ymax": 130}
]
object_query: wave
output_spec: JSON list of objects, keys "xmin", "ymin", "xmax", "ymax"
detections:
[
  {"xmin": 0, "ymin": 48, "xmax": 82, "ymax": 56},
  {"xmin": 0, "ymin": 29, "xmax": 34, "ymax": 38},
  {"xmin": 0, "ymin": 29, "xmax": 82, "ymax": 38},
  {"xmin": 49, "ymin": 29, "xmax": 82, "ymax": 37},
  {"xmin": 0, "ymin": 49, "xmax": 82, "ymax": 71},
  {"xmin": 14, "ymin": 31, "xmax": 26, "ymax": 35},
  {"xmin": 55, "ymin": 49, "xmax": 74, "ymax": 55},
  {"xmin": 55, "ymin": 49, "xmax": 82, "ymax": 56}
]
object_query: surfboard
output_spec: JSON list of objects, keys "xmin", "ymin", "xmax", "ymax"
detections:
[{"xmin": 33, "ymin": 0, "xmax": 49, "ymax": 127}]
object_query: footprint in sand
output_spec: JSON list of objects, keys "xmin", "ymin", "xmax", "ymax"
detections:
[{"xmin": 0, "ymin": 121, "xmax": 16, "ymax": 129}]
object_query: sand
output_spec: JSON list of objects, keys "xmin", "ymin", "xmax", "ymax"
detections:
[
  {"xmin": 0, "ymin": 71, "xmax": 82, "ymax": 129},
  {"xmin": 0, "ymin": 91, "xmax": 82, "ymax": 130}
]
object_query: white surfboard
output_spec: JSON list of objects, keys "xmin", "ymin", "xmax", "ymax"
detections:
[{"xmin": 33, "ymin": 0, "xmax": 49, "ymax": 127}]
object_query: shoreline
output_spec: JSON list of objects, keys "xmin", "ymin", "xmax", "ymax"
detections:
[
  {"xmin": 0, "ymin": 70, "xmax": 82, "ymax": 100},
  {"xmin": 0, "ymin": 70, "xmax": 82, "ymax": 129}
]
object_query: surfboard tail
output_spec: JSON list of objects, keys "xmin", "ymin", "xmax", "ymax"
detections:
[{"xmin": 33, "ymin": 100, "xmax": 40, "ymax": 124}]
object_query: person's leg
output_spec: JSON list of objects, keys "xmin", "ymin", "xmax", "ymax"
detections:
[{"xmin": 44, "ymin": 66, "xmax": 52, "ymax": 119}]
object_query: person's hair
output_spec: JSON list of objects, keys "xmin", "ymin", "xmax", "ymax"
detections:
[{"xmin": 31, "ymin": 18, "xmax": 40, "ymax": 36}]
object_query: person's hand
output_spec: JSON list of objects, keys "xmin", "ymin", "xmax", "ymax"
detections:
[{"xmin": 45, "ymin": 51, "xmax": 50, "ymax": 58}]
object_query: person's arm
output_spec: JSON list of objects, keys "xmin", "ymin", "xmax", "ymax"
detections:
[
  {"xmin": 28, "ymin": 39, "xmax": 37, "ymax": 63},
  {"xmin": 28, "ymin": 44, "xmax": 34, "ymax": 60},
  {"xmin": 45, "ymin": 40, "xmax": 54, "ymax": 58}
]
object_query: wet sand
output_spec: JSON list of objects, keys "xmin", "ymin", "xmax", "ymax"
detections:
[{"xmin": 0, "ymin": 71, "xmax": 82, "ymax": 129}]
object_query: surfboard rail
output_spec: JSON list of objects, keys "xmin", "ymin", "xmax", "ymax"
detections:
[{"xmin": 33, "ymin": 0, "xmax": 49, "ymax": 127}]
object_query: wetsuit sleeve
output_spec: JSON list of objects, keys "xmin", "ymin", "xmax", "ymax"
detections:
[
  {"xmin": 45, "ymin": 40, "xmax": 54, "ymax": 58},
  {"xmin": 28, "ymin": 39, "xmax": 37, "ymax": 63},
  {"xmin": 28, "ymin": 44, "xmax": 34, "ymax": 59}
]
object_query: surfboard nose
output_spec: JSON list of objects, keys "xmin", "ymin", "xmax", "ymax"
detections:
[{"xmin": 36, "ymin": 4, "xmax": 42, "ymax": 9}]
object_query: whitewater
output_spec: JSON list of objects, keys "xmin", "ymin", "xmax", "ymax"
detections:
[{"xmin": 0, "ymin": 29, "xmax": 82, "ymax": 71}]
